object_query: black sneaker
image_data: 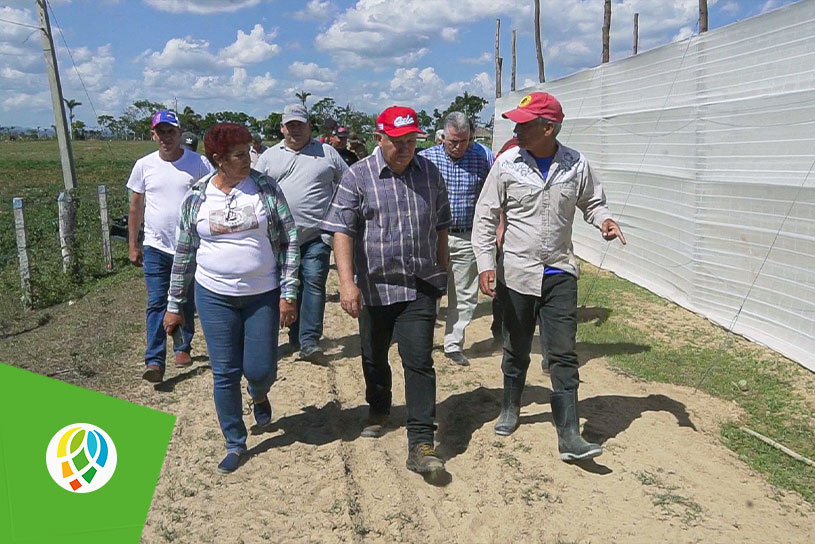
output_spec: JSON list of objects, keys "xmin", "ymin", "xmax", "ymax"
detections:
[
  {"xmin": 298, "ymin": 344, "xmax": 323, "ymax": 362},
  {"xmin": 406, "ymin": 443, "xmax": 445, "ymax": 474},
  {"xmin": 360, "ymin": 413, "xmax": 389, "ymax": 438},
  {"xmin": 250, "ymin": 395, "xmax": 273, "ymax": 432},
  {"xmin": 278, "ymin": 342, "xmax": 300, "ymax": 360},
  {"xmin": 217, "ymin": 452, "xmax": 243, "ymax": 474},
  {"xmin": 444, "ymin": 351, "xmax": 470, "ymax": 366}
]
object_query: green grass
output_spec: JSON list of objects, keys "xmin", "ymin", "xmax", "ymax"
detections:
[
  {"xmin": 0, "ymin": 140, "xmax": 155, "ymax": 333},
  {"xmin": 578, "ymin": 264, "xmax": 815, "ymax": 503}
]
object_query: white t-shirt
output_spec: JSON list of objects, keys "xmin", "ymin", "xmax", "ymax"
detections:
[
  {"xmin": 126, "ymin": 149, "xmax": 214, "ymax": 255},
  {"xmin": 194, "ymin": 177, "xmax": 279, "ymax": 296}
]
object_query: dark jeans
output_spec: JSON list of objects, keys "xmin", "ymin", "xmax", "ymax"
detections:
[
  {"xmin": 288, "ymin": 238, "xmax": 331, "ymax": 348},
  {"xmin": 497, "ymin": 274, "xmax": 579, "ymax": 391},
  {"xmin": 358, "ymin": 282, "xmax": 439, "ymax": 446},
  {"xmin": 143, "ymin": 246, "xmax": 195, "ymax": 369},
  {"xmin": 195, "ymin": 283, "xmax": 280, "ymax": 453}
]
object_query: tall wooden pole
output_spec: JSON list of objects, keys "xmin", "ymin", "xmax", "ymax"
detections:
[
  {"xmin": 633, "ymin": 13, "xmax": 639, "ymax": 55},
  {"xmin": 699, "ymin": 0, "xmax": 709, "ymax": 33},
  {"xmin": 534, "ymin": 0, "xmax": 545, "ymax": 82},
  {"xmin": 36, "ymin": 0, "xmax": 76, "ymax": 192},
  {"xmin": 602, "ymin": 0, "xmax": 611, "ymax": 63},
  {"xmin": 495, "ymin": 19, "xmax": 502, "ymax": 98},
  {"xmin": 511, "ymin": 30, "xmax": 517, "ymax": 92}
]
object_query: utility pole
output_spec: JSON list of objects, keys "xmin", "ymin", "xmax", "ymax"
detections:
[
  {"xmin": 534, "ymin": 0, "xmax": 545, "ymax": 82},
  {"xmin": 699, "ymin": 0, "xmax": 709, "ymax": 33},
  {"xmin": 511, "ymin": 29, "xmax": 517, "ymax": 92},
  {"xmin": 495, "ymin": 19, "xmax": 502, "ymax": 98},
  {"xmin": 602, "ymin": 0, "xmax": 611, "ymax": 63},
  {"xmin": 633, "ymin": 13, "xmax": 639, "ymax": 55},
  {"xmin": 36, "ymin": 0, "xmax": 76, "ymax": 193}
]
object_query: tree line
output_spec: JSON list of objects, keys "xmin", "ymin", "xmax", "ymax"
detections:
[{"xmin": 2, "ymin": 92, "xmax": 491, "ymax": 142}]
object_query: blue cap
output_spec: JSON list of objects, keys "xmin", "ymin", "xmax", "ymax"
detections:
[{"xmin": 151, "ymin": 110, "xmax": 180, "ymax": 128}]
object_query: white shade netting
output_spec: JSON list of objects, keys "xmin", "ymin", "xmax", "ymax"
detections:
[{"xmin": 494, "ymin": 0, "xmax": 815, "ymax": 372}]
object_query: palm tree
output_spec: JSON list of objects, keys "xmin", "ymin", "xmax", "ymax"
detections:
[
  {"xmin": 295, "ymin": 90, "xmax": 311, "ymax": 108},
  {"xmin": 63, "ymin": 99, "xmax": 82, "ymax": 138}
]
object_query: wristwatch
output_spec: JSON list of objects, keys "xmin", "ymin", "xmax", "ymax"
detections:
[{"xmin": 283, "ymin": 297, "xmax": 296, "ymax": 304}]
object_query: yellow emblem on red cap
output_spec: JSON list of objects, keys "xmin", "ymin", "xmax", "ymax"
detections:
[{"xmin": 519, "ymin": 95, "xmax": 532, "ymax": 107}]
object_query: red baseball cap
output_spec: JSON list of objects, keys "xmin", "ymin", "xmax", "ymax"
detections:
[
  {"xmin": 376, "ymin": 106, "xmax": 427, "ymax": 138},
  {"xmin": 502, "ymin": 92, "xmax": 564, "ymax": 124}
]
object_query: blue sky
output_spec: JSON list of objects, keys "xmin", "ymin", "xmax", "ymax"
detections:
[{"xmin": 0, "ymin": 0, "xmax": 801, "ymax": 129}]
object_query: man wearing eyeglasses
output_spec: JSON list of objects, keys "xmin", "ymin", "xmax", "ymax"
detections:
[
  {"xmin": 419, "ymin": 112, "xmax": 492, "ymax": 367},
  {"xmin": 472, "ymin": 92, "xmax": 625, "ymax": 461}
]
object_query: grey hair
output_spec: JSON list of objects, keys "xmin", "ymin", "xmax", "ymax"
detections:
[{"xmin": 443, "ymin": 111, "xmax": 470, "ymax": 136}]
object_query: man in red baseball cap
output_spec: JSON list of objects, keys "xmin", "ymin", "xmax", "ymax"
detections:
[
  {"xmin": 472, "ymin": 92, "xmax": 625, "ymax": 462},
  {"xmin": 321, "ymin": 105, "xmax": 452, "ymax": 477}
]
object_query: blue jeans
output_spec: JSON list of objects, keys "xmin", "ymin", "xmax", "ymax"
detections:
[
  {"xmin": 195, "ymin": 283, "xmax": 280, "ymax": 453},
  {"xmin": 143, "ymin": 246, "xmax": 195, "ymax": 369},
  {"xmin": 288, "ymin": 238, "xmax": 331, "ymax": 348}
]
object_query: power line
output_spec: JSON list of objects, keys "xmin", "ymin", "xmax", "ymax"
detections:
[
  {"xmin": 45, "ymin": 0, "xmax": 112, "ymax": 150},
  {"xmin": 0, "ymin": 17, "xmax": 41, "ymax": 30}
]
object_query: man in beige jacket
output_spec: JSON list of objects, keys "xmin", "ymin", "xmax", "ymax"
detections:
[{"xmin": 472, "ymin": 92, "xmax": 625, "ymax": 462}]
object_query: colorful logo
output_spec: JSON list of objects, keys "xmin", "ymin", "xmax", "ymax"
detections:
[
  {"xmin": 519, "ymin": 95, "xmax": 533, "ymax": 107},
  {"xmin": 45, "ymin": 423, "xmax": 117, "ymax": 493}
]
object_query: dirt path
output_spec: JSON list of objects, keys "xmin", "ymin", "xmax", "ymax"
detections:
[{"xmin": 116, "ymin": 268, "xmax": 810, "ymax": 544}]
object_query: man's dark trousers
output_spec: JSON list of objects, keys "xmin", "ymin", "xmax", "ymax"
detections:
[
  {"xmin": 358, "ymin": 283, "xmax": 439, "ymax": 446},
  {"xmin": 497, "ymin": 273, "xmax": 579, "ymax": 391}
]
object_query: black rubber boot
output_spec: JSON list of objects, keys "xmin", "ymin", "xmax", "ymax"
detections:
[
  {"xmin": 494, "ymin": 376, "xmax": 524, "ymax": 436},
  {"xmin": 550, "ymin": 389, "xmax": 602, "ymax": 461}
]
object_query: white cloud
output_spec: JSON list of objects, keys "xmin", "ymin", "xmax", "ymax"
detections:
[
  {"xmin": 316, "ymin": 0, "xmax": 531, "ymax": 69},
  {"xmin": 440, "ymin": 27, "xmax": 458, "ymax": 42},
  {"xmin": 461, "ymin": 52, "xmax": 491, "ymax": 65},
  {"xmin": 720, "ymin": 1, "xmax": 740, "ymax": 15},
  {"xmin": 143, "ymin": 37, "xmax": 220, "ymax": 71},
  {"xmin": 302, "ymin": 78, "xmax": 334, "ymax": 93},
  {"xmin": 219, "ymin": 24, "xmax": 281, "ymax": 67},
  {"xmin": 288, "ymin": 61, "xmax": 337, "ymax": 81},
  {"xmin": 143, "ymin": 0, "xmax": 261, "ymax": 14},
  {"xmin": 381, "ymin": 65, "xmax": 493, "ymax": 119},
  {"xmin": 292, "ymin": 0, "xmax": 335, "ymax": 22}
]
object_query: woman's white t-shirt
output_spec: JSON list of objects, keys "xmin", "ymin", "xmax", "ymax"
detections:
[{"xmin": 194, "ymin": 177, "xmax": 279, "ymax": 296}]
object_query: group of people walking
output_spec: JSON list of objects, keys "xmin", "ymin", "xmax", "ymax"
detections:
[{"xmin": 127, "ymin": 92, "xmax": 625, "ymax": 476}]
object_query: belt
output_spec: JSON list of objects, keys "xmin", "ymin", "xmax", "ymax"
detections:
[{"xmin": 449, "ymin": 227, "xmax": 471, "ymax": 233}]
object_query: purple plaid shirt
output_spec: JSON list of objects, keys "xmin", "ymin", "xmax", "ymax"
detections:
[{"xmin": 320, "ymin": 147, "xmax": 451, "ymax": 307}]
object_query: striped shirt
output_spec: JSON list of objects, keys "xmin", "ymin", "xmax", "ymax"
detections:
[
  {"xmin": 320, "ymin": 147, "xmax": 452, "ymax": 307},
  {"xmin": 419, "ymin": 144, "xmax": 492, "ymax": 232},
  {"xmin": 167, "ymin": 170, "xmax": 300, "ymax": 313}
]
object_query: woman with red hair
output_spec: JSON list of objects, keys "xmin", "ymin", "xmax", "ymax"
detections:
[{"xmin": 164, "ymin": 123, "xmax": 300, "ymax": 473}]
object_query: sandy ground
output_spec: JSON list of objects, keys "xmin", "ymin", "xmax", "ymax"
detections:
[{"xmin": 103, "ymin": 268, "xmax": 811, "ymax": 544}]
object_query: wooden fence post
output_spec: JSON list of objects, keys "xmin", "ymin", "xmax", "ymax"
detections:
[
  {"xmin": 602, "ymin": 0, "xmax": 611, "ymax": 63},
  {"xmin": 634, "ymin": 13, "xmax": 639, "ymax": 55},
  {"xmin": 57, "ymin": 191, "xmax": 75, "ymax": 273},
  {"xmin": 97, "ymin": 185, "xmax": 113, "ymax": 271},
  {"xmin": 511, "ymin": 29, "xmax": 517, "ymax": 92},
  {"xmin": 13, "ymin": 198, "xmax": 32, "ymax": 307},
  {"xmin": 495, "ymin": 18, "xmax": 502, "ymax": 98}
]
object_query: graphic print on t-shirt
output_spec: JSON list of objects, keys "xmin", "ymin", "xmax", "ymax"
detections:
[{"xmin": 209, "ymin": 201, "xmax": 259, "ymax": 235}]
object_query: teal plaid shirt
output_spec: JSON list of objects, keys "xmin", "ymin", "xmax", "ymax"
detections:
[{"xmin": 167, "ymin": 170, "xmax": 300, "ymax": 313}]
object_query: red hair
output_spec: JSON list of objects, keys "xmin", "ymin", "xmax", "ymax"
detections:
[{"xmin": 204, "ymin": 123, "xmax": 252, "ymax": 167}]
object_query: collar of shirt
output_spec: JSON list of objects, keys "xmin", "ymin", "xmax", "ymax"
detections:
[
  {"xmin": 373, "ymin": 146, "xmax": 424, "ymax": 177},
  {"xmin": 515, "ymin": 144, "xmax": 564, "ymax": 184},
  {"xmin": 277, "ymin": 139, "xmax": 319, "ymax": 154}
]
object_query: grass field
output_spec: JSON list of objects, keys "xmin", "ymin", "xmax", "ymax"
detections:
[{"xmin": 0, "ymin": 140, "xmax": 156, "ymax": 334}]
